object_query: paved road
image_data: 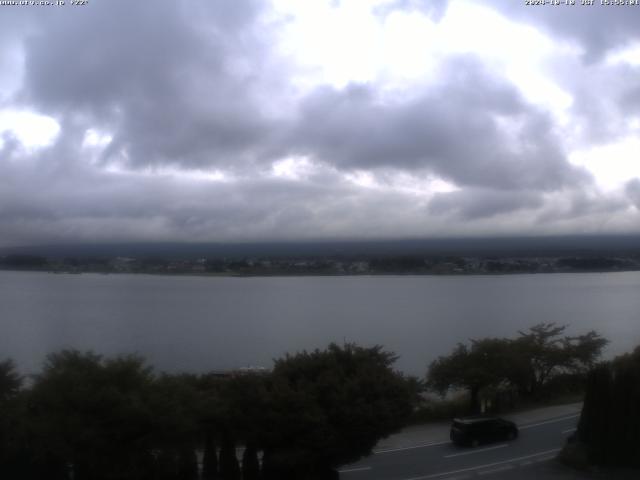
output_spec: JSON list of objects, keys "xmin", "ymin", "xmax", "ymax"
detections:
[{"xmin": 339, "ymin": 413, "xmax": 579, "ymax": 480}]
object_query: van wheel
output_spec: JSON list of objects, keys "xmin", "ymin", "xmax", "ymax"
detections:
[{"xmin": 471, "ymin": 439, "xmax": 479, "ymax": 447}]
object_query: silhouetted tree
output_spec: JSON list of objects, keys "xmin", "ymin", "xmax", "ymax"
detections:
[
  {"xmin": 202, "ymin": 433, "xmax": 219, "ymax": 480},
  {"xmin": 0, "ymin": 359, "xmax": 26, "ymax": 478},
  {"xmin": 242, "ymin": 443, "xmax": 260, "ymax": 480},
  {"xmin": 427, "ymin": 324, "xmax": 608, "ymax": 412},
  {"xmin": 513, "ymin": 323, "xmax": 607, "ymax": 397},
  {"xmin": 178, "ymin": 446, "xmax": 198, "ymax": 480},
  {"xmin": 27, "ymin": 350, "xmax": 156, "ymax": 480},
  {"xmin": 427, "ymin": 338, "xmax": 512, "ymax": 413},
  {"xmin": 219, "ymin": 434, "xmax": 241, "ymax": 480},
  {"xmin": 261, "ymin": 343, "xmax": 418, "ymax": 478},
  {"xmin": 196, "ymin": 372, "xmax": 235, "ymax": 480},
  {"xmin": 206, "ymin": 372, "xmax": 271, "ymax": 479},
  {"xmin": 148, "ymin": 373, "xmax": 202, "ymax": 480},
  {"xmin": 576, "ymin": 345, "xmax": 640, "ymax": 467},
  {"xmin": 0, "ymin": 359, "xmax": 21, "ymax": 401},
  {"xmin": 156, "ymin": 449, "xmax": 180, "ymax": 480}
]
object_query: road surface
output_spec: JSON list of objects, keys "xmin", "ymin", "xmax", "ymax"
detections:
[{"xmin": 339, "ymin": 413, "xmax": 579, "ymax": 480}]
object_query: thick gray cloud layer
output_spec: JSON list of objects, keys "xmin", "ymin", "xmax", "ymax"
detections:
[
  {"xmin": 288, "ymin": 58, "xmax": 589, "ymax": 191},
  {"xmin": 0, "ymin": 0, "xmax": 638, "ymax": 246},
  {"xmin": 429, "ymin": 189, "xmax": 543, "ymax": 220},
  {"xmin": 17, "ymin": 0, "xmax": 276, "ymax": 169}
]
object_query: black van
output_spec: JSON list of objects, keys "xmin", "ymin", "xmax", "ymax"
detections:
[{"xmin": 450, "ymin": 416, "xmax": 518, "ymax": 447}]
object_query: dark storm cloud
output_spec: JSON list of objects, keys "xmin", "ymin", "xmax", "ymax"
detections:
[
  {"xmin": 533, "ymin": 188, "xmax": 630, "ymax": 228},
  {"xmin": 429, "ymin": 189, "xmax": 543, "ymax": 220},
  {"xmin": 16, "ymin": 0, "xmax": 275, "ymax": 169},
  {"xmin": 0, "ymin": 126, "xmax": 434, "ymax": 244},
  {"xmin": 567, "ymin": 191, "xmax": 627, "ymax": 218},
  {"xmin": 542, "ymin": 57, "xmax": 635, "ymax": 146},
  {"xmin": 10, "ymin": 1, "xmax": 591, "ymax": 194},
  {"xmin": 617, "ymin": 64, "xmax": 640, "ymax": 115},
  {"xmin": 1, "ymin": 0, "xmax": 637, "ymax": 245},
  {"xmin": 287, "ymin": 57, "xmax": 590, "ymax": 191}
]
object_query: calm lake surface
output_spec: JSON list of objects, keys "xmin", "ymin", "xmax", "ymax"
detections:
[{"xmin": 1, "ymin": 270, "xmax": 639, "ymax": 376}]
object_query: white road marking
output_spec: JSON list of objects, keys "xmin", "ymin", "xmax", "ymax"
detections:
[
  {"xmin": 375, "ymin": 440, "xmax": 450, "ymax": 454},
  {"xmin": 338, "ymin": 466, "xmax": 372, "ymax": 473},
  {"xmin": 562, "ymin": 427, "xmax": 577, "ymax": 434},
  {"xmin": 478, "ymin": 465, "xmax": 514, "ymax": 475},
  {"xmin": 443, "ymin": 444, "xmax": 509, "ymax": 458},
  {"xmin": 518, "ymin": 414, "xmax": 579, "ymax": 430},
  {"xmin": 401, "ymin": 448, "xmax": 562, "ymax": 480},
  {"xmin": 532, "ymin": 455, "xmax": 557, "ymax": 463}
]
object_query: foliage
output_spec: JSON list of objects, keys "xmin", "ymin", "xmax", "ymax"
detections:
[
  {"xmin": 0, "ymin": 359, "xmax": 22, "ymax": 401},
  {"xmin": 513, "ymin": 323, "xmax": 607, "ymax": 396},
  {"xmin": 408, "ymin": 393, "xmax": 470, "ymax": 424},
  {"xmin": 219, "ymin": 434, "xmax": 241, "ymax": 480},
  {"xmin": 576, "ymin": 345, "xmax": 640, "ymax": 467},
  {"xmin": 26, "ymin": 350, "xmax": 157, "ymax": 479},
  {"xmin": 201, "ymin": 433, "xmax": 218, "ymax": 480},
  {"xmin": 242, "ymin": 444, "xmax": 260, "ymax": 480},
  {"xmin": 0, "ymin": 327, "xmax": 611, "ymax": 478},
  {"xmin": 217, "ymin": 373, "xmax": 270, "ymax": 443},
  {"xmin": 260, "ymin": 343, "xmax": 419, "ymax": 477},
  {"xmin": 0, "ymin": 359, "xmax": 26, "ymax": 478},
  {"xmin": 427, "ymin": 338, "xmax": 512, "ymax": 412},
  {"xmin": 0, "ymin": 342, "xmax": 419, "ymax": 479},
  {"xmin": 427, "ymin": 323, "xmax": 608, "ymax": 413},
  {"xmin": 147, "ymin": 373, "xmax": 201, "ymax": 447}
]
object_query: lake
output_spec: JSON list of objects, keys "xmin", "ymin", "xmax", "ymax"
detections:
[{"xmin": 1, "ymin": 270, "xmax": 639, "ymax": 376}]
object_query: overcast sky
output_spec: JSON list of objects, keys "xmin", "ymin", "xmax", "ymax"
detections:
[{"xmin": 1, "ymin": 0, "xmax": 639, "ymax": 247}]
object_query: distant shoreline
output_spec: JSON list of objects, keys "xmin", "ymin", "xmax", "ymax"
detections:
[
  {"xmin": 2, "ymin": 266, "xmax": 640, "ymax": 278},
  {"xmin": 3, "ymin": 249, "xmax": 640, "ymax": 277}
]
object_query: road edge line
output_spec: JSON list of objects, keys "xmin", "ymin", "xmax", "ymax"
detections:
[{"xmin": 402, "ymin": 447, "xmax": 562, "ymax": 480}]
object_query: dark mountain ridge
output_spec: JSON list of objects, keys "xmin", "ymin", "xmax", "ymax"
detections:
[{"xmin": 2, "ymin": 234, "xmax": 639, "ymax": 260}]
